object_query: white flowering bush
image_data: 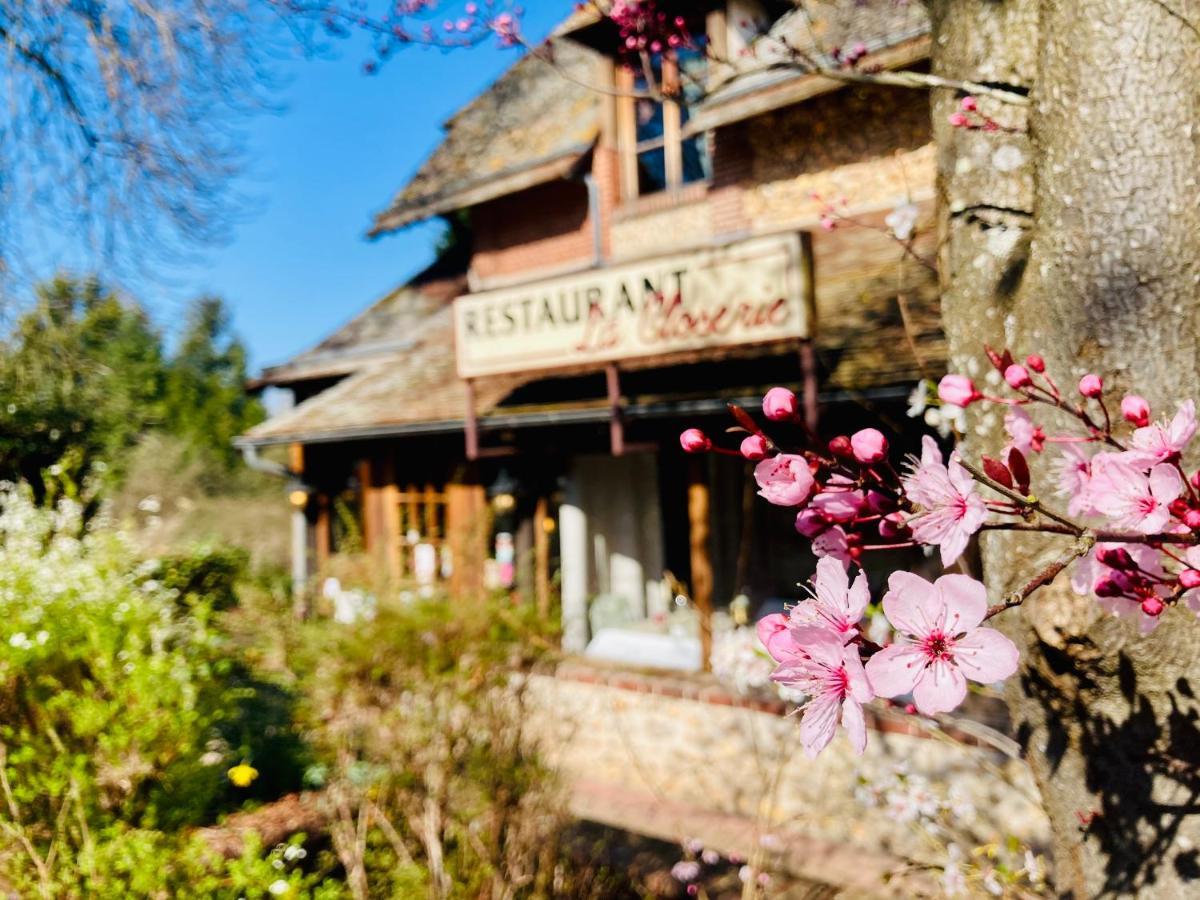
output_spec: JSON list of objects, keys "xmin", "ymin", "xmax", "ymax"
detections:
[{"xmin": 0, "ymin": 485, "xmax": 336, "ymax": 896}]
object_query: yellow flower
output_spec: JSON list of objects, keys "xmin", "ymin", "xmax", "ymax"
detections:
[{"xmin": 227, "ymin": 762, "xmax": 259, "ymax": 788}]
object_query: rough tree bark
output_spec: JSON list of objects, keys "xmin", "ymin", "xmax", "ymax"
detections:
[{"xmin": 933, "ymin": 0, "xmax": 1200, "ymax": 895}]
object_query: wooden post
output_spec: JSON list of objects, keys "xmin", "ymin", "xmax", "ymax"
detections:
[
  {"xmin": 800, "ymin": 339, "xmax": 819, "ymax": 433},
  {"xmin": 357, "ymin": 458, "xmax": 378, "ymax": 553},
  {"xmin": 315, "ymin": 493, "xmax": 331, "ymax": 569},
  {"xmin": 534, "ymin": 494, "xmax": 551, "ymax": 618},
  {"xmin": 464, "ymin": 379, "xmax": 479, "ymax": 461},
  {"xmin": 380, "ymin": 456, "xmax": 401, "ymax": 582},
  {"xmin": 447, "ymin": 477, "xmax": 488, "ymax": 599},
  {"xmin": 606, "ymin": 363, "xmax": 625, "ymax": 456},
  {"xmin": 687, "ymin": 457, "xmax": 714, "ymax": 672}
]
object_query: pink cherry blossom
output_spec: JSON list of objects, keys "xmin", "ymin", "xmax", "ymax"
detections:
[
  {"xmin": 740, "ymin": 434, "xmax": 769, "ymax": 460},
  {"xmin": 789, "ymin": 557, "xmax": 870, "ymax": 640},
  {"xmin": 937, "ymin": 374, "xmax": 980, "ymax": 407},
  {"xmin": 1088, "ymin": 457, "xmax": 1182, "ymax": 533},
  {"xmin": 812, "ymin": 525, "xmax": 851, "ymax": 566},
  {"xmin": 1004, "ymin": 406, "xmax": 1045, "ymax": 455},
  {"xmin": 865, "ymin": 572, "xmax": 1019, "ymax": 715},
  {"xmin": 794, "ymin": 508, "xmax": 829, "ymax": 537},
  {"xmin": 679, "ymin": 428, "xmax": 710, "ymax": 453},
  {"xmin": 1124, "ymin": 400, "xmax": 1197, "ymax": 467},
  {"xmin": 1071, "ymin": 542, "xmax": 1169, "ymax": 634},
  {"xmin": 762, "ymin": 386, "xmax": 798, "ymax": 421},
  {"xmin": 757, "ymin": 613, "xmax": 801, "ymax": 661},
  {"xmin": 901, "ymin": 436, "xmax": 987, "ymax": 565},
  {"xmin": 754, "ymin": 454, "xmax": 815, "ymax": 507},
  {"xmin": 1053, "ymin": 444, "xmax": 1095, "ymax": 516},
  {"xmin": 771, "ymin": 625, "xmax": 873, "ymax": 756},
  {"xmin": 811, "ymin": 476, "xmax": 865, "ymax": 523},
  {"xmin": 1121, "ymin": 395, "xmax": 1151, "ymax": 428},
  {"xmin": 1078, "ymin": 373, "xmax": 1104, "ymax": 398},
  {"xmin": 850, "ymin": 428, "xmax": 888, "ymax": 464}
]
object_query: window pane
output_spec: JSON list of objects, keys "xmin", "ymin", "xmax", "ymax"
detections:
[
  {"xmin": 681, "ymin": 133, "xmax": 710, "ymax": 185},
  {"xmin": 637, "ymin": 147, "xmax": 668, "ymax": 195}
]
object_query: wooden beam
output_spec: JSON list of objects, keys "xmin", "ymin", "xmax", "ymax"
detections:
[
  {"xmin": 464, "ymin": 379, "xmax": 479, "ymax": 461},
  {"xmin": 606, "ymin": 363, "xmax": 625, "ymax": 456},
  {"xmin": 662, "ymin": 55, "xmax": 683, "ymax": 190},
  {"xmin": 534, "ymin": 494, "xmax": 551, "ymax": 618},
  {"xmin": 688, "ymin": 457, "xmax": 714, "ymax": 672},
  {"xmin": 288, "ymin": 442, "xmax": 304, "ymax": 476},
  {"xmin": 615, "ymin": 66, "xmax": 639, "ymax": 201}
]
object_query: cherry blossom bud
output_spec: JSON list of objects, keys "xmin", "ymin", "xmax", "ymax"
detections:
[
  {"xmin": 679, "ymin": 428, "xmax": 711, "ymax": 453},
  {"xmin": 740, "ymin": 434, "xmax": 769, "ymax": 461},
  {"xmin": 1094, "ymin": 577, "xmax": 1125, "ymax": 598},
  {"xmin": 960, "ymin": 95, "xmax": 978, "ymax": 112},
  {"xmin": 1185, "ymin": 509, "xmax": 1200, "ymax": 530},
  {"xmin": 1171, "ymin": 498, "xmax": 1190, "ymax": 518},
  {"xmin": 1078, "ymin": 374, "xmax": 1104, "ymax": 399},
  {"xmin": 904, "ymin": 703, "xmax": 917, "ymax": 715},
  {"xmin": 948, "ymin": 111, "xmax": 970, "ymax": 127},
  {"xmin": 1180, "ymin": 569, "xmax": 1200, "ymax": 589},
  {"xmin": 1141, "ymin": 596, "xmax": 1166, "ymax": 617},
  {"xmin": 937, "ymin": 374, "xmax": 981, "ymax": 407},
  {"xmin": 878, "ymin": 512, "xmax": 908, "ymax": 539},
  {"xmin": 795, "ymin": 508, "xmax": 829, "ymax": 537},
  {"xmin": 828, "ymin": 435, "xmax": 853, "ymax": 458},
  {"xmin": 850, "ymin": 428, "xmax": 888, "ymax": 464},
  {"xmin": 1121, "ymin": 394, "xmax": 1150, "ymax": 427},
  {"xmin": 762, "ymin": 386, "xmax": 798, "ymax": 421},
  {"xmin": 1004, "ymin": 364, "xmax": 1033, "ymax": 389},
  {"xmin": 1097, "ymin": 547, "xmax": 1135, "ymax": 570},
  {"xmin": 1025, "ymin": 354, "xmax": 1045, "ymax": 373}
]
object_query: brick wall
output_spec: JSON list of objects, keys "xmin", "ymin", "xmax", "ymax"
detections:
[{"xmin": 470, "ymin": 178, "xmax": 596, "ymax": 281}]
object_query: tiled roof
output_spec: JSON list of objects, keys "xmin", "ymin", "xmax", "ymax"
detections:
[
  {"xmin": 368, "ymin": 39, "xmax": 603, "ymax": 236},
  {"xmin": 242, "ymin": 303, "xmax": 531, "ymax": 444},
  {"xmin": 252, "ymin": 275, "xmax": 465, "ymax": 388},
  {"xmin": 693, "ymin": 1, "xmax": 930, "ymax": 130}
]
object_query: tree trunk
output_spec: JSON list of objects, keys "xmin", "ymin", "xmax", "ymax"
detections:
[{"xmin": 933, "ymin": 0, "xmax": 1200, "ymax": 895}]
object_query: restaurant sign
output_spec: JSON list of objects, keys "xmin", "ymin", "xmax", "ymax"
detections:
[{"xmin": 452, "ymin": 233, "xmax": 810, "ymax": 379}]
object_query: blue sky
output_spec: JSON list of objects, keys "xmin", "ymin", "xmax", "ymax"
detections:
[{"xmin": 159, "ymin": 3, "xmax": 566, "ymax": 371}]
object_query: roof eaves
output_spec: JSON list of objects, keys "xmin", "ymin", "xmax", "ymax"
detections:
[
  {"xmin": 367, "ymin": 140, "xmax": 595, "ymax": 236},
  {"xmin": 691, "ymin": 33, "xmax": 930, "ymax": 132}
]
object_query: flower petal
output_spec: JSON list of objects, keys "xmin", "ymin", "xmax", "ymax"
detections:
[
  {"xmin": 845, "ymin": 569, "xmax": 871, "ymax": 623},
  {"xmin": 864, "ymin": 644, "xmax": 926, "ymax": 698},
  {"xmin": 952, "ymin": 627, "xmax": 1019, "ymax": 684},
  {"xmin": 935, "ymin": 574, "xmax": 988, "ymax": 634},
  {"xmin": 800, "ymin": 693, "xmax": 840, "ymax": 757},
  {"xmin": 1149, "ymin": 463, "xmax": 1183, "ymax": 504},
  {"xmin": 882, "ymin": 571, "xmax": 944, "ymax": 638},
  {"xmin": 841, "ymin": 696, "xmax": 868, "ymax": 754},
  {"xmin": 912, "ymin": 660, "xmax": 967, "ymax": 714}
]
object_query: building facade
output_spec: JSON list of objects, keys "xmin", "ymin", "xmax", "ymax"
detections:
[{"xmin": 240, "ymin": 0, "xmax": 944, "ymax": 669}]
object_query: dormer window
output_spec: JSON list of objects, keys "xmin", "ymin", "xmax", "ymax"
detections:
[{"xmin": 617, "ymin": 40, "xmax": 711, "ymax": 200}]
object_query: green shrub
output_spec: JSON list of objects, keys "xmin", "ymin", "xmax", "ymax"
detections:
[{"xmin": 0, "ymin": 486, "xmax": 314, "ymax": 896}]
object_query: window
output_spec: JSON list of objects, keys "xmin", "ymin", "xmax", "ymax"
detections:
[{"xmin": 618, "ymin": 42, "xmax": 711, "ymax": 200}]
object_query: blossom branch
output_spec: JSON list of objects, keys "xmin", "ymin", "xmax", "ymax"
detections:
[{"xmin": 985, "ymin": 537, "xmax": 1096, "ymax": 620}]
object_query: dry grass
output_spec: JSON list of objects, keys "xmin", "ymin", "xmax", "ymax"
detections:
[{"xmin": 109, "ymin": 433, "xmax": 290, "ymax": 572}]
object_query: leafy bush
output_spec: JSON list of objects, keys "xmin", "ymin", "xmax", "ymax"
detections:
[
  {"xmin": 287, "ymin": 595, "xmax": 630, "ymax": 899},
  {"xmin": 0, "ymin": 486, "xmax": 314, "ymax": 896}
]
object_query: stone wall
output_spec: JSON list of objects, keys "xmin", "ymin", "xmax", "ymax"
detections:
[{"xmin": 525, "ymin": 664, "xmax": 1048, "ymax": 893}]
